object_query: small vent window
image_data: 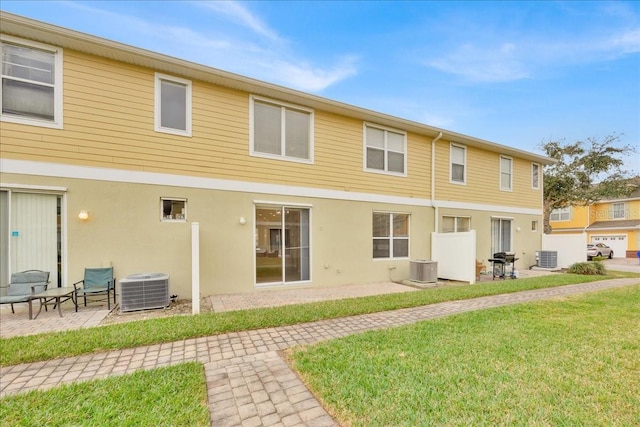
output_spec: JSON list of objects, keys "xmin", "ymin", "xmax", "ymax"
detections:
[{"xmin": 161, "ymin": 198, "xmax": 186, "ymax": 222}]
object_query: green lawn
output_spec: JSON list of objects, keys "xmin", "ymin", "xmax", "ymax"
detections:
[
  {"xmin": 1, "ymin": 272, "xmax": 638, "ymax": 366},
  {"xmin": 0, "ymin": 362, "xmax": 210, "ymax": 427},
  {"xmin": 290, "ymin": 285, "xmax": 640, "ymax": 426}
]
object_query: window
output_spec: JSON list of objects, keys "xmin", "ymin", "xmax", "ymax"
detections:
[
  {"xmin": 1, "ymin": 36, "xmax": 63, "ymax": 128},
  {"xmin": 500, "ymin": 156, "xmax": 513, "ymax": 191},
  {"xmin": 373, "ymin": 212, "xmax": 409, "ymax": 259},
  {"xmin": 531, "ymin": 163, "xmax": 540, "ymax": 189},
  {"xmin": 531, "ymin": 220, "xmax": 538, "ymax": 231},
  {"xmin": 155, "ymin": 73, "xmax": 192, "ymax": 136},
  {"xmin": 491, "ymin": 218, "xmax": 512, "ymax": 254},
  {"xmin": 251, "ymin": 96, "xmax": 313, "ymax": 162},
  {"xmin": 442, "ymin": 216, "xmax": 470, "ymax": 233},
  {"xmin": 612, "ymin": 202, "xmax": 626, "ymax": 219},
  {"xmin": 161, "ymin": 198, "xmax": 187, "ymax": 221},
  {"xmin": 364, "ymin": 123, "xmax": 406, "ymax": 175},
  {"xmin": 450, "ymin": 144, "xmax": 466, "ymax": 184},
  {"xmin": 550, "ymin": 207, "xmax": 571, "ymax": 221}
]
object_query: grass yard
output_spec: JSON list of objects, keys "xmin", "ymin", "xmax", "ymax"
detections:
[
  {"xmin": 291, "ymin": 285, "xmax": 640, "ymax": 426},
  {"xmin": 1, "ymin": 272, "xmax": 637, "ymax": 367},
  {"xmin": 0, "ymin": 362, "xmax": 209, "ymax": 427}
]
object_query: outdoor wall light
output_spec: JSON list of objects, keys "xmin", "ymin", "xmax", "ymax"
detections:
[
  {"xmin": 239, "ymin": 216, "xmax": 247, "ymax": 225},
  {"xmin": 78, "ymin": 210, "xmax": 89, "ymax": 221}
]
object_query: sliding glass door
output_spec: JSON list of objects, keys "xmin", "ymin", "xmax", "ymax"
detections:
[{"xmin": 255, "ymin": 205, "xmax": 310, "ymax": 285}]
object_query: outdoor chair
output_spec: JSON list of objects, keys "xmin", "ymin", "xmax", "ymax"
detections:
[
  {"xmin": 0, "ymin": 270, "xmax": 50, "ymax": 314},
  {"xmin": 73, "ymin": 267, "xmax": 116, "ymax": 311}
]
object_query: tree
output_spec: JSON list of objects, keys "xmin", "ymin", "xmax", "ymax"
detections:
[{"xmin": 539, "ymin": 133, "xmax": 637, "ymax": 234}]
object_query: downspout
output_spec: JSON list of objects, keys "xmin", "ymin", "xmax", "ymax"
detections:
[{"xmin": 431, "ymin": 132, "xmax": 443, "ymax": 232}]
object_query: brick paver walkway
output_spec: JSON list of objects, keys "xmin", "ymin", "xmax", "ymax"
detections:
[{"xmin": 1, "ymin": 278, "xmax": 637, "ymax": 426}]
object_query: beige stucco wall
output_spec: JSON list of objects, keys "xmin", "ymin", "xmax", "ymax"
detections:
[{"xmin": 2, "ymin": 172, "xmax": 433, "ymax": 298}]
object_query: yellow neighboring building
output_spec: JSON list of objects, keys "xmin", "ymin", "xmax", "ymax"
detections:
[
  {"xmin": 0, "ymin": 13, "xmax": 552, "ymax": 299},
  {"xmin": 549, "ymin": 181, "xmax": 640, "ymax": 258}
]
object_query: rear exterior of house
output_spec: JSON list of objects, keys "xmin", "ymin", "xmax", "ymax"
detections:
[
  {"xmin": 549, "ymin": 184, "xmax": 640, "ymax": 258},
  {"xmin": 0, "ymin": 12, "xmax": 552, "ymax": 299}
]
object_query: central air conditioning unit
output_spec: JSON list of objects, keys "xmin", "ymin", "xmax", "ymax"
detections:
[
  {"xmin": 410, "ymin": 259, "xmax": 438, "ymax": 283},
  {"xmin": 538, "ymin": 251, "xmax": 558, "ymax": 269},
  {"xmin": 119, "ymin": 273, "xmax": 170, "ymax": 312}
]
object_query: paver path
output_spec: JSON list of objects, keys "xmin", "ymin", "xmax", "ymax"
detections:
[{"xmin": 2, "ymin": 278, "xmax": 637, "ymax": 426}]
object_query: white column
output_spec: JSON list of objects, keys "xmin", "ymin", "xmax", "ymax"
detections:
[{"xmin": 191, "ymin": 222, "xmax": 200, "ymax": 314}]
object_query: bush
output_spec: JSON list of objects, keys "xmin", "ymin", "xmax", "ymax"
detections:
[{"xmin": 567, "ymin": 261, "xmax": 606, "ymax": 275}]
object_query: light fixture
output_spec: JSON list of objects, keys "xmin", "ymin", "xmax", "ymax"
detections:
[
  {"xmin": 239, "ymin": 216, "xmax": 247, "ymax": 225},
  {"xmin": 78, "ymin": 210, "xmax": 89, "ymax": 221}
]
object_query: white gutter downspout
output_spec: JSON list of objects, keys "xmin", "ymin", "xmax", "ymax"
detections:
[{"xmin": 431, "ymin": 132, "xmax": 443, "ymax": 232}]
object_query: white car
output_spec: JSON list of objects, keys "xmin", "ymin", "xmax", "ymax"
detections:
[{"xmin": 587, "ymin": 243, "xmax": 613, "ymax": 260}]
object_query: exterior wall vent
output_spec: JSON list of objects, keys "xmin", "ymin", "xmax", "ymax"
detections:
[{"xmin": 119, "ymin": 273, "xmax": 169, "ymax": 312}]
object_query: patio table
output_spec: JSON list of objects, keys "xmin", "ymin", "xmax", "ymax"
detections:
[{"xmin": 32, "ymin": 287, "xmax": 77, "ymax": 320}]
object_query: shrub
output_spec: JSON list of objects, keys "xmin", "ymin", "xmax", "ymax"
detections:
[{"xmin": 567, "ymin": 261, "xmax": 606, "ymax": 275}]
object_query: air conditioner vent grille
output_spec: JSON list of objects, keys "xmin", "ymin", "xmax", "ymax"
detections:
[{"xmin": 120, "ymin": 273, "xmax": 169, "ymax": 312}]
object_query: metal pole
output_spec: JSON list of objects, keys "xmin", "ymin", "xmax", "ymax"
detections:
[{"xmin": 191, "ymin": 222, "xmax": 200, "ymax": 315}]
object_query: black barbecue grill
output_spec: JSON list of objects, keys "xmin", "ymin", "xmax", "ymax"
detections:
[{"xmin": 488, "ymin": 252, "xmax": 519, "ymax": 279}]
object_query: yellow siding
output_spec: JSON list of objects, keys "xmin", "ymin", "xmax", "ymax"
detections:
[
  {"xmin": 433, "ymin": 140, "xmax": 542, "ymax": 209},
  {"xmin": 0, "ymin": 50, "xmax": 431, "ymax": 199},
  {"xmin": 551, "ymin": 205, "xmax": 589, "ymax": 229},
  {"xmin": 592, "ymin": 200, "xmax": 640, "ymax": 222}
]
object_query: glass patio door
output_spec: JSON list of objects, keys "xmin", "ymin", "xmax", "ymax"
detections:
[
  {"xmin": 491, "ymin": 218, "xmax": 512, "ymax": 254},
  {"xmin": 255, "ymin": 205, "xmax": 310, "ymax": 285}
]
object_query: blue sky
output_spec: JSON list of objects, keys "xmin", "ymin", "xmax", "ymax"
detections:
[{"xmin": 2, "ymin": 1, "xmax": 639, "ymax": 169}]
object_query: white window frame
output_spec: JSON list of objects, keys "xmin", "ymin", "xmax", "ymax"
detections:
[
  {"xmin": 531, "ymin": 220, "xmax": 538, "ymax": 232},
  {"xmin": 160, "ymin": 198, "xmax": 187, "ymax": 222},
  {"xmin": 612, "ymin": 202, "xmax": 626, "ymax": 219},
  {"xmin": 550, "ymin": 207, "xmax": 571, "ymax": 221},
  {"xmin": 531, "ymin": 162, "xmax": 540, "ymax": 190},
  {"xmin": 249, "ymin": 95, "xmax": 314, "ymax": 164},
  {"xmin": 500, "ymin": 155, "xmax": 513, "ymax": 191},
  {"xmin": 450, "ymin": 143, "xmax": 466, "ymax": 184},
  {"xmin": 363, "ymin": 122, "xmax": 407, "ymax": 176},
  {"xmin": 441, "ymin": 215, "xmax": 471, "ymax": 233},
  {"xmin": 372, "ymin": 211, "xmax": 410, "ymax": 259},
  {"xmin": 154, "ymin": 73, "xmax": 192, "ymax": 137},
  {"xmin": 0, "ymin": 35, "xmax": 63, "ymax": 129}
]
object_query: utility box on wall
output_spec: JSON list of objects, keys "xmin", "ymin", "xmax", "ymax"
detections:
[{"xmin": 410, "ymin": 260, "xmax": 438, "ymax": 283}]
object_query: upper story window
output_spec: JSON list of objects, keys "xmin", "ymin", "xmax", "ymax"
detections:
[
  {"xmin": 373, "ymin": 212, "xmax": 410, "ymax": 259},
  {"xmin": 500, "ymin": 155, "xmax": 513, "ymax": 191},
  {"xmin": 531, "ymin": 163, "xmax": 540, "ymax": 190},
  {"xmin": 612, "ymin": 202, "xmax": 626, "ymax": 219},
  {"xmin": 250, "ymin": 96, "xmax": 313, "ymax": 163},
  {"xmin": 364, "ymin": 123, "xmax": 406, "ymax": 175},
  {"xmin": 550, "ymin": 207, "xmax": 571, "ymax": 221},
  {"xmin": 450, "ymin": 144, "xmax": 466, "ymax": 184},
  {"xmin": 442, "ymin": 216, "xmax": 470, "ymax": 233},
  {"xmin": 154, "ymin": 73, "xmax": 192, "ymax": 136},
  {"xmin": 1, "ymin": 36, "xmax": 63, "ymax": 129}
]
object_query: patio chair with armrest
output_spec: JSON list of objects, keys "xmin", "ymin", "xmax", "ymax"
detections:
[
  {"xmin": 0, "ymin": 270, "xmax": 50, "ymax": 315},
  {"xmin": 73, "ymin": 267, "xmax": 116, "ymax": 311}
]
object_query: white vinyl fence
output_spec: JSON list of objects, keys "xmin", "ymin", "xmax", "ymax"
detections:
[
  {"xmin": 542, "ymin": 233, "xmax": 587, "ymax": 268},
  {"xmin": 431, "ymin": 230, "xmax": 477, "ymax": 284}
]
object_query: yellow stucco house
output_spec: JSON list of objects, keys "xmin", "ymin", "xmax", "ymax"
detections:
[
  {"xmin": 549, "ymin": 180, "xmax": 640, "ymax": 258},
  {"xmin": 1, "ymin": 12, "xmax": 553, "ymax": 300}
]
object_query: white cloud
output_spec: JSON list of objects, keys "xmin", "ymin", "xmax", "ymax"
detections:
[
  {"xmin": 425, "ymin": 25, "xmax": 640, "ymax": 83},
  {"xmin": 194, "ymin": 1, "xmax": 281, "ymax": 42}
]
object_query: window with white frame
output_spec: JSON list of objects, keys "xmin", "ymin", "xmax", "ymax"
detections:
[
  {"xmin": 450, "ymin": 144, "xmax": 466, "ymax": 184},
  {"xmin": 1, "ymin": 36, "xmax": 63, "ymax": 128},
  {"xmin": 251, "ymin": 96, "xmax": 313, "ymax": 162},
  {"xmin": 550, "ymin": 207, "xmax": 571, "ymax": 221},
  {"xmin": 373, "ymin": 212, "xmax": 409, "ymax": 258},
  {"xmin": 531, "ymin": 163, "xmax": 540, "ymax": 189},
  {"xmin": 612, "ymin": 202, "xmax": 626, "ymax": 219},
  {"xmin": 364, "ymin": 123, "xmax": 406, "ymax": 175},
  {"xmin": 155, "ymin": 73, "xmax": 192, "ymax": 136},
  {"xmin": 161, "ymin": 198, "xmax": 187, "ymax": 221},
  {"xmin": 491, "ymin": 217, "xmax": 512, "ymax": 254},
  {"xmin": 500, "ymin": 156, "xmax": 513, "ymax": 190},
  {"xmin": 531, "ymin": 220, "xmax": 538, "ymax": 231},
  {"xmin": 442, "ymin": 216, "xmax": 470, "ymax": 233}
]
